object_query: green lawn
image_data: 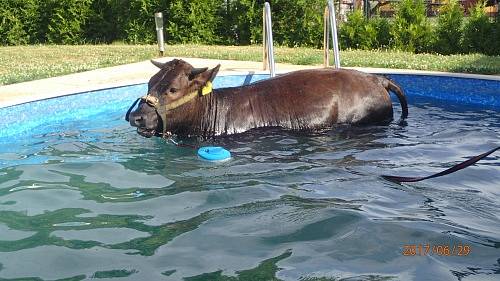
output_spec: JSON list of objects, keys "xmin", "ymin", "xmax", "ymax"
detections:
[{"xmin": 1, "ymin": 44, "xmax": 499, "ymax": 85}]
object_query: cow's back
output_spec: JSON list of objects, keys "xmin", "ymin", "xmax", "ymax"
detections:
[{"xmin": 245, "ymin": 68, "xmax": 394, "ymax": 126}]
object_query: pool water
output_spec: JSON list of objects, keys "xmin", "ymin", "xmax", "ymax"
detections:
[{"xmin": 0, "ymin": 74, "xmax": 499, "ymax": 281}]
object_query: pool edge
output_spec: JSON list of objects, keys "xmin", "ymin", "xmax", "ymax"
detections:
[{"xmin": 1, "ymin": 56, "xmax": 499, "ymax": 108}]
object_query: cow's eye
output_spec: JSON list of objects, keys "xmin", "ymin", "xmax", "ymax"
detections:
[{"xmin": 169, "ymin": 88, "xmax": 178, "ymax": 93}]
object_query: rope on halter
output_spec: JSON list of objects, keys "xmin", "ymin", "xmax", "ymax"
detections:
[{"xmin": 125, "ymin": 82, "xmax": 214, "ymax": 136}]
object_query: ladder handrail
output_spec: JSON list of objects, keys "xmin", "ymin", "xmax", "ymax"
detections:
[
  {"xmin": 323, "ymin": 0, "xmax": 341, "ymax": 68},
  {"xmin": 263, "ymin": 2, "xmax": 276, "ymax": 77}
]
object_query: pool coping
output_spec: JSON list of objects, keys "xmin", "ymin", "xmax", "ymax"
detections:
[{"xmin": 1, "ymin": 56, "xmax": 499, "ymax": 108}]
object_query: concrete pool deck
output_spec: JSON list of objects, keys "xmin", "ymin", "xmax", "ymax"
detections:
[{"xmin": 1, "ymin": 57, "xmax": 499, "ymax": 108}]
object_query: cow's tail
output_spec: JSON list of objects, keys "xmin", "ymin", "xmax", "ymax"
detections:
[{"xmin": 383, "ymin": 77, "xmax": 408, "ymax": 120}]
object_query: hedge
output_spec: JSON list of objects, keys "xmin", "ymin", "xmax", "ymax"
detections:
[
  {"xmin": 391, "ymin": 0, "xmax": 433, "ymax": 53},
  {"xmin": 342, "ymin": 0, "xmax": 499, "ymax": 55},
  {"xmin": 0, "ymin": 0, "xmax": 40, "ymax": 45},
  {"xmin": 434, "ymin": 0, "xmax": 463, "ymax": 55},
  {"xmin": 0, "ymin": 0, "xmax": 499, "ymax": 55}
]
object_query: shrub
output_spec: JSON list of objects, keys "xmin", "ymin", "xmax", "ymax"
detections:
[
  {"xmin": 167, "ymin": 0, "xmax": 224, "ymax": 44},
  {"xmin": 434, "ymin": 0, "xmax": 463, "ymax": 54},
  {"xmin": 339, "ymin": 11, "xmax": 393, "ymax": 50},
  {"xmin": 217, "ymin": 0, "xmax": 260, "ymax": 45},
  {"xmin": 0, "ymin": 0, "xmax": 40, "ymax": 45},
  {"xmin": 84, "ymin": 0, "xmax": 118, "ymax": 43},
  {"xmin": 83, "ymin": 0, "xmax": 168, "ymax": 44},
  {"xmin": 45, "ymin": 0, "xmax": 94, "ymax": 44},
  {"xmin": 186, "ymin": 0, "xmax": 224, "ymax": 44},
  {"xmin": 370, "ymin": 16, "xmax": 392, "ymax": 49},
  {"xmin": 391, "ymin": 0, "xmax": 433, "ymax": 53},
  {"xmin": 166, "ymin": 0, "xmax": 190, "ymax": 43},
  {"xmin": 0, "ymin": 0, "xmax": 496, "ymax": 56},
  {"xmin": 340, "ymin": 10, "xmax": 377, "ymax": 50},
  {"xmin": 235, "ymin": 0, "xmax": 263, "ymax": 45},
  {"xmin": 492, "ymin": 11, "xmax": 500, "ymax": 55},
  {"xmin": 270, "ymin": 0, "xmax": 324, "ymax": 47},
  {"xmin": 461, "ymin": 1, "xmax": 494, "ymax": 54},
  {"xmin": 123, "ymin": 0, "xmax": 164, "ymax": 44}
]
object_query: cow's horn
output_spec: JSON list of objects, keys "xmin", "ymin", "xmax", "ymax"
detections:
[
  {"xmin": 151, "ymin": 60, "xmax": 165, "ymax": 69},
  {"xmin": 190, "ymin": 67, "xmax": 208, "ymax": 76}
]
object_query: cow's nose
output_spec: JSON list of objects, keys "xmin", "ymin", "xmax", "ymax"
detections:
[{"xmin": 129, "ymin": 112, "xmax": 144, "ymax": 127}]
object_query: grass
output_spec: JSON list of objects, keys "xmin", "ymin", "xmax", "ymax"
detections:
[{"xmin": 1, "ymin": 44, "xmax": 499, "ymax": 85}]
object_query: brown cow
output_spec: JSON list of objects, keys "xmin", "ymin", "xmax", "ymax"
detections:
[{"xmin": 126, "ymin": 59, "xmax": 408, "ymax": 138}]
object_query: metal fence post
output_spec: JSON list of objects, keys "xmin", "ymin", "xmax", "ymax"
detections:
[{"xmin": 155, "ymin": 12, "xmax": 165, "ymax": 57}]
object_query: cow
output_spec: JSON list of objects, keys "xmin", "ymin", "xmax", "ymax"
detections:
[{"xmin": 126, "ymin": 59, "xmax": 408, "ymax": 138}]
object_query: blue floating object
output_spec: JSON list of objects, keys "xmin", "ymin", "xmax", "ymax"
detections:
[{"xmin": 198, "ymin": 146, "xmax": 231, "ymax": 161}]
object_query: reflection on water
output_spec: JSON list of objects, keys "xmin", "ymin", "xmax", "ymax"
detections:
[{"xmin": 0, "ymin": 96, "xmax": 499, "ymax": 281}]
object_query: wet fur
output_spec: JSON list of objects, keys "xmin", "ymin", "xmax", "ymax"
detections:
[{"xmin": 128, "ymin": 60, "xmax": 408, "ymax": 138}]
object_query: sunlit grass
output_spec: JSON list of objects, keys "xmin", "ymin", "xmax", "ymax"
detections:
[
  {"xmin": 0, "ymin": 44, "xmax": 157, "ymax": 85},
  {"xmin": 1, "ymin": 44, "xmax": 499, "ymax": 85}
]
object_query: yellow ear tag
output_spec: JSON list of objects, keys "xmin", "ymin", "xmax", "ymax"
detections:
[{"xmin": 201, "ymin": 81, "xmax": 213, "ymax": 96}]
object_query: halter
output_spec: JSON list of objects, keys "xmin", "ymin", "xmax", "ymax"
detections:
[{"xmin": 125, "ymin": 82, "xmax": 213, "ymax": 137}]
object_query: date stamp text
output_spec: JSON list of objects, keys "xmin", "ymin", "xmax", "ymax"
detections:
[{"xmin": 402, "ymin": 244, "xmax": 471, "ymax": 256}]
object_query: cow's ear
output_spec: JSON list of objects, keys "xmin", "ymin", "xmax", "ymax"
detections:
[{"xmin": 190, "ymin": 64, "xmax": 221, "ymax": 86}]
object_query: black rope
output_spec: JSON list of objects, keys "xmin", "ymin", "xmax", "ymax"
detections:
[
  {"xmin": 382, "ymin": 146, "xmax": 500, "ymax": 183},
  {"xmin": 167, "ymin": 138, "xmax": 198, "ymax": 149},
  {"xmin": 126, "ymin": 94, "xmax": 497, "ymax": 183},
  {"xmin": 125, "ymin": 98, "xmax": 141, "ymax": 122}
]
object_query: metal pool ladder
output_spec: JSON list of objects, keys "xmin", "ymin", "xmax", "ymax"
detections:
[
  {"xmin": 262, "ymin": 2, "xmax": 276, "ymax": 77},
  {"xmin": 324, "ymin": 0, "xmax": 341, "ymax": 68}
]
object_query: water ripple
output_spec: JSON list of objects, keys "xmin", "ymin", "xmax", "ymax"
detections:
[{"xmin": 0, "ymin": 98, "xmax": 499, "ymax": 280}]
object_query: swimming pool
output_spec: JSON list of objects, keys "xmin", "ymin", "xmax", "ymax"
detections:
[{"xmin": 0, "ymin": 74, "xmax": 499, "ymax": 280}]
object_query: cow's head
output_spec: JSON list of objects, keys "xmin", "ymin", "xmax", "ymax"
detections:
[{"xmin": 126, "ymin": 59, "xmax": 220, "ymax": 138}]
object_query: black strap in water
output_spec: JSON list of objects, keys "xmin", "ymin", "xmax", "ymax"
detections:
[
  {"xmin": 125, "ymin": 98, "xmax": 141, "ymax": 122},
  {"xmin": 382, "ymin": 146, "xmax": 500, "ymax": 183}
]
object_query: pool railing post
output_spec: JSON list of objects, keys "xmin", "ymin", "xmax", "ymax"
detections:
[
  {"xmin": 154, "ymin": 12, "xmax": 165, "ymax": 57},
  {"xmin": 323, "ymin": 0, "xmax": 341, "ymax": 69},
  {"xmin": 263, "ymin": 2, "xmax": 276, "ymax": 77},
  {"xmin": 323, "ymin": 6, "xmax": 329, "ymax": 68}
]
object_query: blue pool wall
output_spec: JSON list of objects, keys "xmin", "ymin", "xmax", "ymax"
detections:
[
  {"xmin": 391, "ymin": 74, "xmax": 500, "ymax": 108},
  {"xmin": 0, "ymin": 73, "xmax": 499, "ymax": 140}
]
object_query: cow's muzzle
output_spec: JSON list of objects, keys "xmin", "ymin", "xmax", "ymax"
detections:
[{"xmin": 126, "ymin": 95, "xmax": 167, "ymax": 138}]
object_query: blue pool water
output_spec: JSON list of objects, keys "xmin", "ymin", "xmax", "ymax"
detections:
[{"xmin": 0, "ymin": 74, "xmax": 499, "ymax": 281}]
